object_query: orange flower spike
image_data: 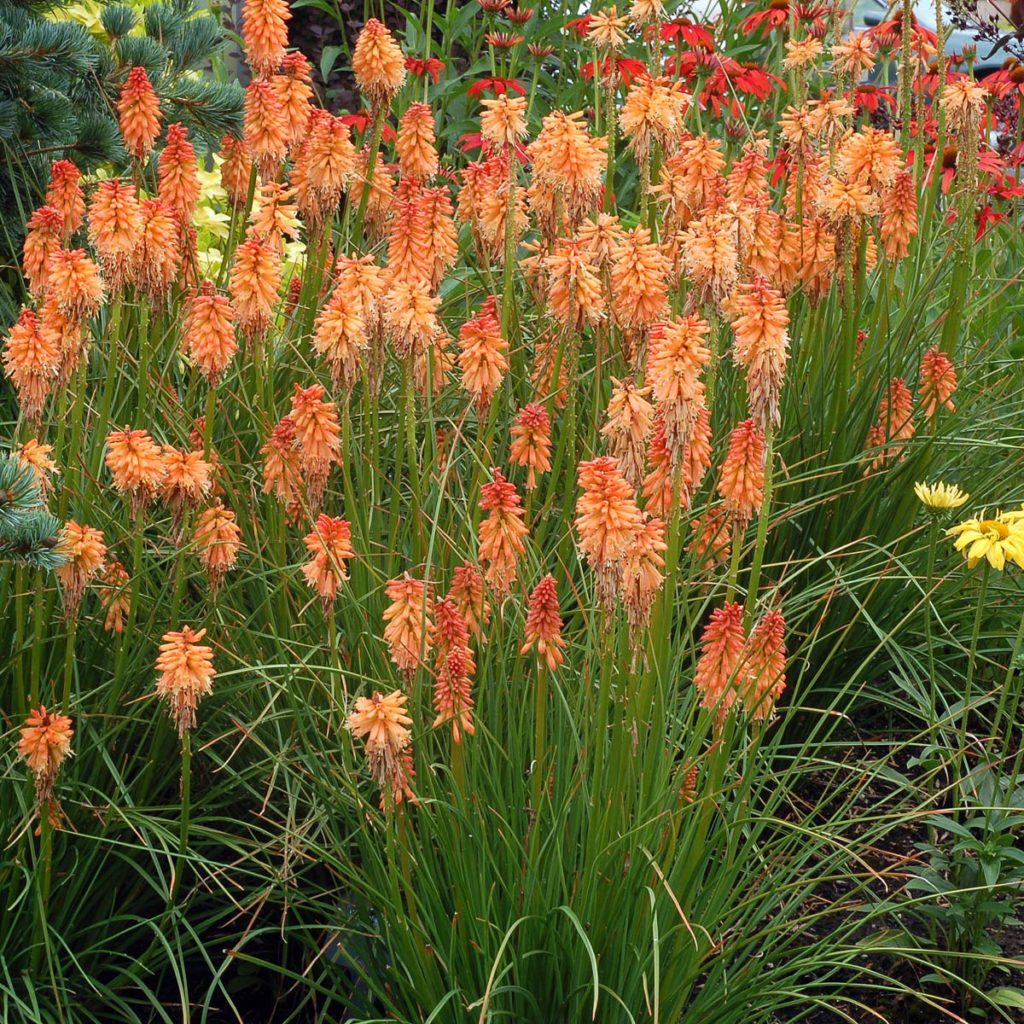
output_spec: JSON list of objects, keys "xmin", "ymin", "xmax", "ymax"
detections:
[
  {"xmin": 161, "ymin": 446, "xmax": 213, "ymax": 526},
  {"xmin": 289, "ymin": 382, "xmax": 342, "ymax": 493},
  {"xmin": 251, "ymin": 181, "xmax": 300, "ymax": 249},
  {"xmin": 303, "ymin": 114, "xmax": 357, "ymax": 223},
  {"xmin": 23, "ymin": 206, "xmax": 64, "ymax": 296},
  {"xmin": 610, "ymin": 226, "xmax": 671, "ymax": 331},
  {"xmin": 458, "ymin": 297, "xmax": 508, "ymax": 414},
  {"xmin": 221, "ymin": 135, "xmax": 254, "ymax": 208},
  {"xmin": 155, "ymin": 626, "xmax": 216, "ymax": 737},
  {"xmin": 622, "ymin": 513, "xmax": 667, "ymax": 641},
  {"xmin": 480, "ymin": 94, "xmax": 528, "ymax": 149},
  {"xmin": 682, "ymin": 210, "xmax": 739, "ymax": 308},
  {"xmin": 46, "ymin": 248, "xmax": 104, "ymax": 321},
  {"xmin": 157, "ymin": 123, "xmax": 201, "ymax": 223},
  {"xmin": 422, "ymin": 187, "xmax": 458, "ymax": 289},
  {"xmin": 56, "ymin": 520, "xmax": 106, "ymax": 620},
  {"xmin": 105, "ymin": 427, "xmax": 167, "ymax": 511},
  {"xmin": 184, "ymin": 282, "xmax": 238, "ymax": 385},
  {"xmin": 620, "ymin": 75, "xmax": 687, "ymax": 164},
  {"xmin": 880, "ymin": 170, "xmax": 918, "ymax": 262},
  {"xmin": 313, "ymin": 284, "xmax": 367, "ymax": 391},
  {"xmin": 520, "ymin": 574, "xmax": 566, "ymax": 671},
  {"xmin": 98, "ymin": 560, "xmax": 131, "ymax": 634},
  {"xmin": 730, "ymin": 277, "xmax": 790, "ymax": 435},
  {"xmin": 18, "ymin": 706, "xmax": 74, "ymax": 803},
  {"xmin": 744, "ymin": 609, "xmax": 786, "ymax": 721},
  {"xmin": 448, "ymin": 561, "xmax": 491, "ymax": 641},
  {"xmin": 383, "ymin": 279, "xmax": 441, "ymax": 358},
  {"xmin": 346, "ymin": 689, "xmax": 416, "ymax": 808},
  {"xmin": 396, "ymin": 103, "xmax": 438, "ymax": 182},
  {"xmin": 273, "ymin": 53, "xmax": 313, "ymax": 148},
  {"xmin": 2, "ymin": 308, "xmax": 60, "ymax": 423},
  {"xmin": 478, "ymin": 470, "xmax": 529, "ymax": 599},
  {"xmin": 229, "ymin": 231, "xmax": 281, "ymax": 340},
  {"xmin": 509, "ymin": 403, "xmax": 553, "ymax": 491},
  {"xmin": 546, "ymin": 239, "xmax": 605, "ymax": 329},
  {"xmin": 301, "ymin": 514, "xmax": 355, "ymax": 608},
  {"xmin": 838, "ymin": 126, "xmax": 901, "ymax": 195},
  {"xmin": 864, "ymin": 377, "xmax": 915, "ymax": 473},
  {"xmin": 194, "ymin": 501, "xmax": 242, "ymax": 593},
  {"xmin": 87, "ymin": 179, "xmax": 143, "ymax": 290},
  {"xmin": 918, "ymin": 347, "xmax": 957, "ymax": 418},
  {"xmin": 135, "ymin": 198, "xmax": 181, "ymax": 300},
  {"xmin": 575, "ymin": 455, "xmax": 644, "ymax": 609},
  {"xmin": 260, "ymin": 415, "xmax": 304, "ymax": 508},
  {"xmin": 352, "ymin": 18, "xmax": 407, "ymax": 110},
  {"xmin": 601, "ymin": 377, "xmax": 654, "ymax": 490},
  {"xmin": 529, "ymin": 110, "xmax": 607, "ymax": 229},
  {"xmin": 15, "ymin": 438, "xmax": 59, "ymax": 496},
  {"xmin": 432, "ymin": 598, "xmax": 476, "ymax": 742},
  {"xmin": 45, "ymin": 160, "xmax": 86, "ymax": 239},
  {"xmin": 383, "ymin": 574, "xmax": 434, "ymax": 680},
  {"xmin": 244, "ymin": 79, "xmax": 289, "ymax": 181},
  {"xmin": 717, "ymin": 419, "xmax": 766, "ymax": 525},
  {"xmin": 242, "ymin": 0, "xmax": 290, "ymax": 78},
  {"xmin": 693, "ymin": 601, "xmax": 747, "ymax": 722},
  {"xmin": 118, "ymin": 66, "xmax": 162, "ymax": 161}
]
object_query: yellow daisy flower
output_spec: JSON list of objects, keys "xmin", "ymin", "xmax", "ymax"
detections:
[
  {"xmin": 915, "ymin": 481, "xmax": 969, "ymax": 511},
  {"xmin": 946, "ymin": 515, "xmax": 1024, "ymax": 571}
]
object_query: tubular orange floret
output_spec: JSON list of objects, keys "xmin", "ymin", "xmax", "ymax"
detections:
[
  {"xmin": 155, "ymin": 626, "xmax": 216, "ymax": 737},
  {"xmin": 56, "ymin": 520, "xmax": 106, "ymax": 620},
  {"xmin": 273, "ymin": 53, "xmax": 313, "ymax": 148},
  {"xmin": 730, "ymin": 277, "xmax": 790, "ymax": 434},
  {"xmin": 383, "ymin": 574, "xmax": 434, "ymax": 680},
  {"xmin": 161, "ymin": 446, "xmax": 214, "ymax": 530},
  {"xmin": 313, "ymin": 284, "xmax": 367, "ymax": 391},
  {"xmin": 229, "ymin": 230, "xmax": 282, "ymax": 341},
  {"xmin": 2, "ymin": 307, "xmax": 60, "ymax": 423},
  {"xmin": 98, "ymin": 560, "xmax": 131, "ymax": 634},
  {"xmin": 432, "ymin": 598, "xmax": 476, "ymax": 742},
  {"xmin": 529, "ymin": 110, "xmax": 607, "ymax": 231},
  {"xmin": 448, "ymin": 562, "xmax": 491, "ymax": 641},
  {"xmin": 478, "ymin": 469, "xmax": 529, "ymax": 599},
  {"xmin": 352, "ymin": 19, "xmax": 407, "ymax": 110},
  {"xmin": 23, "ymin": 206, "xmax": 64, "ymax": 296},
  {"xmin": 45, "ymin": 160, "xmax": 85, "ymax": 239},
  {"xmin": 87, "ymin": 179, "xmax": 143, "ymax": 291},
  {"xmin": 717, "ymin": 419, "xmax": 766, "ymax": 525},
  {"xmin": 621, "ymin": 512, "xmax": 666, "ymax": 643},
  {"xmin": 918, "ymin": 347, "xmax": 957, "ymax": 418},
  {"xmin": 194, "ymin": 501, "xmax": 242, "ymax": 593},
  {"xmin": 45, "ymin": 248, "xmax": 104, "ymax": 325},
  {"xmin": 864, "ymin": 376, "xmax": 915, "ymax": 473},
  {"xmin": 18, "ymin": 706, "xmax": 74, "ymax": 804},
  {"xmin": 105, "ymin": 427, "xmax": 167, "ymax": 512},
  {"xmin": 693, "ymin": 601, "xmax": 746, "ymax": 723},
  {"xmin": 880, "ymin": 170, "xmax": 918, "ymax": 262},
  {"xmin": 261, "ymin": 415, "xmax": 304, "ymax": 510},
  {"xmin": 480, "ymin": 94, "xmax": 528, "ymax": 149},
  {"xmin": 221, "ymin": 135, "xmax": 254, "ymax": 208},
  {"xmin": 302, "ymin": 514, "xmax": 354, "ymax": 608},
  {"xmin": 158, "ymin": 124, "xmax": 201, "ymax": 223},
  {"xmin": 185, "ymin": 282, "xmax": 238, "ymax": 385},
  {"xmin": 118, "ymin": 66, "xmax": 162, "ymax": 161},
  {"xmin": 520, "ymin": 574, "xmax": 566, "ymax": 671},
  {"xmin": 242, "ymin": 0, "xmax": 291, "ymax": 78},
  {"xmin": 610, "ymin": 226, "xmax": 670, "ymax": 332},
  {"xmin": 346, "ymin": 689, "xmax": 416, "ymax": 808},
  {"xmin": 458, "ymin": 296, "xmax": 508, "ymax": 414},
  {"xmin": 289, "ymin": 382, "xmax": 342, "ymax": 509},
  {"xmin": 602, "ymin": 377, "xmax": 654, "ymax": 489},
  {"xmin": 509, "ymin": 402, "xmax": 552, "ymax": 491},
  {"xmin": 244, "ymin": 79, "xmax": 289, "ymax": 181},
  {"xmin": 743, "ymin": 608, "xmax": 787, "ymax": 721},
  {"xmin": 396, "ymin": 103, "xmax": 439, "ymax": 182}
]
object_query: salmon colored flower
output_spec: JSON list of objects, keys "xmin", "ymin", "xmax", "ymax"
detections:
[
  {"xmin": 433, "ymin": 598, "xmax": 476, "ymax": 741},
  {"xmin": 620, "ymin": 75, "xmax": 686, "ymax": 163},
  {"xmin": 15, "ymin": 438, "xmax": 58, "ymax": 496},
  {"xmin": 194, "ymin": 501, "xmax": 241, "ymax": 592},
  {"xmin": 478, "ymin": 470, "xmax": 529, "ymax": 598},
  {"xmin": 682, "ymin": 210, "xmax": 738, "ymax": 307},
  {"xmin": 864, "ymin": 377, "xmax": 914, "ymax": 473},
  {"xmin": 56, "ymin": 520, "xmax": 106, "ymax": 620},
  {"xmin": 229, "ymin": 231, "xmax": 281, "ymax": 340},
  {"xmin": 718, "ymin": 419, "xmax": 765, "ymax": 525},
  {"xmin": 98, "ymin": 560, "xmax": 131, "ymax": 634},
  {"xmin": 396, "ymin": 103, "xmax": 438, "ymax": 181},
  {"xmin": 385, "ymin": 188, "xmax": 433, "ymax": 287},
  {"xmin": 18, "ymin": 706, "xmax": 73, "ymax": 803},
  {"xmin": 510, "ymin": 403, "xmax": 552, "ymax": 491},
  {"xmin": 251, "ymin": 182, "xmax": 299, "ymax": 250},
  {"xmin": 105, "ymin": 427, "xmax": 166, "ymax": 511},
  {"xmin": 831, "ymin": 31, "xmax": 876, "ymax": 77},
  {"xmin": 611, "ymin": 227, "xmax": 670, "ymax": 331},
  {"xmin": 520, "ymin": 574, "xmax": 566, "ymax": 670},
  {"xmin": 730, "ymin": 278, "xmax": 789, "ymax": 434},
  {"xmin": 546, "ymin": 238, "xmax": 605, "ymax": 329},
  {"xmin": 818, "ymin": 175, "xmax": 878, "ymax": 224},
  {"xmin": 273, "ymin": 53, "xmax": 313, "ymax": 147},
  {"xmin": 302, "ymin": 514, "xmax": 354, "ymax": 607},
  {"xmin": 601, "ymin": 377, "xmax": 654, "ymax": 489},
  {"xmin": 157, "ymin": 123, "xmax": 201, "ymax": 222},
  {"xmin": 313, "ymin": 285, "xmax": 367, "ymax": 391},
  {"xmin": 221, "ymin": 135, "xmax": 254, "ymax": 208},
  {"xmin": 641, "ymin": 408, "xmax": 712, "ymax": 515},
  {"xmin": 458, "ymin": 296, "xmax": 508, "ymax": 413},
  {"xmin": 289, "ymin": 382, "xmax": 342, "ymax": 508},
  {"xmin": 2, "ymin": 307, "xmax": 60, "ymax": 423},
  {"xmin": 383, "ymin": 574, "xmax": 434, "ymax": 679},
  {"xmin": 23, "ymin": 206, "xmax": 64, "ymax": 296},
  {"xmin": 244, "ymin": 79, "xmax": 289, "ymax": 181},
  {"xmin": 45, "ymin": 160, "xmax": 85, "ymax": 239},
  {"xmin": 352, "ymin": 19, "xmax": 407, "ymax": 109},
  {"xmin": 448, "ymin": 561, "xmax": 491, "ymax": 640},
  {"xmin": 298, "ymin": 112, "xmax": 356, "ymax": 226},
  {"xmin": 261, "ymin": 416, "xmax": 304, "ymax": 510},
  {"xmin": 529, "ymin": 110, "xmax": 607, "ymax": 230},
  {"xmin": 693, "ymin": 601, "xmax": 746, "ymax": 721},
  {"xmin": 161, "ymin": 446, "xmax": 213, "ymax": 529},
  {"xmin": 184, "ymin": 282, "xmax": 238, "ymax": 385},
  {"xmin": 155, "ymin": 626, "xmax": 216, "ymax": 736},
  {"xmin": 118, "ymin": 66, "xmax": 162, "ymax": 161},
  {"xmin": 46, "ymin": 248, "xmax": 104, "ymax": 321},
  {"xmin": 383, "ymin": 279, "xmax": 441, "ymax": 358},
  {"xmin": 941, "ymin": 75, "xmax": 986, "ymax": 132},
  {"xmin": 588, "ymin": 6, "xmax": 631, "ymax": 49},
  {"xmin": 242, "ymin": 0, "xmax": 290, "ymax": 78},
  {"xmin": 918, "ymin": 347, "xmax": 957, "ymax": 419},
  {"xmin": 87, "ymin": 179, "xmax": 143, "ymax": 290},
  {"xmin": 480, "ymin": 95, "xmax": 528, "ymax": 149},
  {"xmin": 689, "ymin": 506, "xmax": 732, "ymax": 571},
  {"xmin": 743, "ymin": 609, "xmax": 786, "ymax": 720},
  {"xmin": 621, "ymin": 513, "xmax": 666, "ymax": 642},
  {"xmin": 880, "ymin": 169, "xmax": 918, "ymax": 261},
  {"xmin": 346, "ymin": 689, "xmax": 416, "ymax": 808},
  {"xmin": 134, "ymin": 198, "xmax": 181, "ymax": 301},
  {"xmin": 839, "ymin": 127, "xmax": 900, "ymax": 195},
  {"xmin": 575, "ymin": 455, "xmax": 643, "ymax": 609},
  {"xmin": 39, "ymin": 296, "xmax": 83, "ymax": 384}
]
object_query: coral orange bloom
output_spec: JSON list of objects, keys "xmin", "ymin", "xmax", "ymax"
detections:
[
  {"xmin": 194, "ymin": 501, "xmax": 242, "ymax": 593},
  {"xmin": 478, "ymin": 470, "xmax": 529, "ymax": 598},
  {"xmin": 509, "ymin": 403, "xmax": 552, "ymax": 491},
  {"xmin": 158, "ymin": 123, "xmax": 201, "ymax": 222},
  {"xmin": 620, "ymin": 75, "xmax": 686, "ymax": 163},
  {"xmin": 229, "ymin": 231, "xmax": 281, "ymax": 340},
  {"xmin": 261, "ymin": 416, "xmax": 304, "ymax": 511},
  {"xmin": 645, "ymin": 315, "xmax": 710, "ymax": 463},
  {"xmin": 299, "ymin": 112, "xmax": 356, "ymax": 226},
  {"xmin": 432, "ymin": 598, "xmax": 476, "ymax": 741},
  {"xmin": 880, "ymin": 170, "xmax": 918, "ymax": 261},
  {"xmin": 621, "ymin": 513, "xmax": 666, "ymax": 641},
  {"xmin": 46, "ymin": 248, "xmax": 104, "ymax": 321},
  {"xmin": 352, "ymin": 19, "xmax": 407, "ymax": 109},
  {"xmin": 396, "ymin": 103, "xmax": 438, "ymax": 181},
  {"xmin": 15, "ymin": 438, "xmax": 58, "ymax": 496},
  {"xmin": 480, "ymin": 94, "xmax": 528, "ymax": 149},
  {"xmin": 693, "ymin": 601, "xmax": 746, "ymax": 722},
  {"xmin": 56, "ymin": 520, "xmax": 106, "ymax": 620},
  {"xmin": 105, "ymin": 427, "xmax": 167, "ymax": 511},
  {"xmin": 184, "ymin": 282, "xmax": 238, "ymax": 385},
  {"xmin": 545, "ymin": 238, "xmax": 605, "ymax": 329},
  {"xmin": 135, "ymin": 198, "xmax": 181, "ymax": 301},
  {"xmin": 520, "ymin": 574, "xmax": 566, "ymax": 670},
  {"xmin": 346, "ymin": 689, "xmax": 416, "ymax": 807},
  {"xmin": 289, "ymin": 382, "xmax": 342, "ymax": 507},
  {"xmin": 98, "ymin": 560, "xmax": 131, "ymax": 634},
  {"xmin": 2, "ymin": 307, "xmax": 60, "ymax": 422},
  {"xmin": 302, "ymin": 514, "xmax": 355, "ymax": 608},
  {"xmin": 244, "ymin": 79, "xmax": 289, "ymax": 181},
  {"xmin": 87, "ymin": 179, "xmax": 143, "ymax": 290},
  {"xmin": 864, "ymin": 377, "xmax": 914, "ymax": 473},
  {"xmin": 23, "ymin": 206, "xmax": 64, "ymax": 296},
  {"xmin": 448, "ymin": 562, "xmax": 491, "ymax": 641},
  {"xmin": 118, "ymin": 66, "xmax": 162, "ymax": 161},
  {"xmin": 743, "ymin": 609, "xmax": 786, "ymax": 721},
  {"xmin": 610, "ymin": 226, "xmax": 670, "ymax": 331},
  {"xmin": 313, "ymin": 285, "xmax": 367, "ymax": 390},
  {"xmin": 730, "ymin": 277, "xmax": 789, "ymax": 434},
  {"xmin": 383, "ymin": 279, "xmax": 441, "ymax": 358},
  {"xmin": 602, "ymin": 377, "xmax": 654, "ymax": 489},
  {"xmin": 918, "ymin": 347, "xmax": 957, "ymax": 418},
  {"xmin": 575, "ymin": 455, "xmax": 644, "ymax": 609},
  {"xmin": 155, "ymin": 626, "xmax": 216, "ymax": 736},
  {"xmin": 221, "ymin": 135, "xmax": 253, "ymax": 208},
  {"xmin": 18, "ymin": 706, "xmax": 73, "ymax": 803},
  {"xmin": 529, "ymin": 110, "xmax": 606, "ymax": 230},
  {"xmin": 242, "ymin": 0, "xmax": 290, "ymax": 77},
  {"xmin": 718, "ymin": 419, "xmax": 765, "ymax": 525},
  {"xmin": 45, "ymin": 160, "xmax": 85, "ymax": 239},
  {"xmin": 458, "ymin": 296, "xmax": 508, "ymax": 413},
  {"xmin": 383, "ymin": 575, "xmax": 434, "ymax": 680},
  {"xmin": 161, "ymin": 446, "xmax": 213, "ymax": 528},
  {"xmin": 273, "ymin": 53, "xmax": 313, "ymax": 148}
]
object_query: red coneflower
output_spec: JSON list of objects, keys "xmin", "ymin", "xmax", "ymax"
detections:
[
  {"xmin": 448, "ymin": 562, "xmax": 491, "ymax": 640},
  {"xmin": 118, "ymin": 66, "xmax": 162, "ymax": 161},
  {"xmin": 242, "ymin": 0, "xmax": 290, "ymax": 78},
  {"xmin": 56, "ymin": 520, "xmax": 106, "ymax": 620},
  {"xmin": 194, "ymin": 501, "xmax": 241, "ymax": 593},
  {"xmin": 18, "ymin": 706, "xmax": 73, "ymax": 803},
  {"xmin": 509, "ymin": 403, "xmax": 552, "ymax": 491},
  {"xmin": 302, "ymin": 514, "xmax": 355, "ymax": 608},
  {"xmin": 383, "ymin": 574, "xmax": 434, "ymax": 680},
  {"xmin": 458, "ymin": 296, "xmax": 508, "ymax": 414},
  {"xmin": 432, "ymin": 598, "xmax": 476, "ymax": 741},
  {"xmin": 23, "ymin": 206, "xmax": 64, "ymax": 296},
  {"xmin": 155, "ymin": 626, "xmax": 216, "ymax": 736},
  {"xmin": 346, "ymin": 689, "xmax": 416, "ymax": 808},
  {"xmin": 918, "ymin": 347, "xmax": 957, "ymax": 419},
  {"xmin": 45, "ymin": 160, "xmax": 85, "ymax": 239},
  {"xmin": 2, "ymin": 308, "xmax": 60, "ymax": 423},
  {"xmin": 352, "ymin": 19, "xmax": 407, "ymax": 110},
  {"xmin": 478, "ymin": 470, "xmax": 529, "ymax": 598},
  {"xmin": 718, "ymin": 419, "xmax": 765, "ymax": 525},
  {"xmin": 520, "ymin": 574, "xmax": 566, "ymax": 670}
]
